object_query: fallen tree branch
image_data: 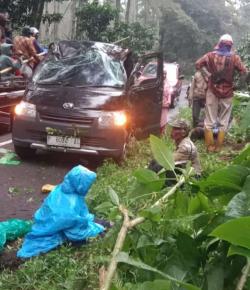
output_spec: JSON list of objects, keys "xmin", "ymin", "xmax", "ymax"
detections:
[
  {"xmin": 100, "ymin": 168, "xmax": 192, "ymax": 290},
  {"xmin": 236, "ymin": 258, "xmax": 250, "ymax": 290}
]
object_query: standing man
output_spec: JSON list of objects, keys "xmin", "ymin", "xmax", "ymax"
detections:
[
  {"xmin": 188, "ymin": 68, "xmax": 209, "ymax": 128},
  {"xmin": 196, "ymin": 34, "xmax": 247, "ymax": 152}
]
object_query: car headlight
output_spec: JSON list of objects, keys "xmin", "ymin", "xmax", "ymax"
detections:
[
  {"xmin": 98, "ymin": 111, "xmax": 127, "ymax": 128},
  {"xmin": 15, "ymin": 101, "xmax": 36, "ymax": 118}
]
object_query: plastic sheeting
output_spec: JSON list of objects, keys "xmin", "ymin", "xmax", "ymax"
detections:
[
  {"xmin": 17, "ymin": 165, "xmax": 104, "ymax": 258},
  {"xmin": 0, "ymin": 219, "xmax": 32, "ymax": 251},
  {"xmin": 0, "ymin": 152, "xmax": 20, "ymax": 165},
  {"xmin": 32, "ymin": 40, "xmax": 127, "ymax": 87}
]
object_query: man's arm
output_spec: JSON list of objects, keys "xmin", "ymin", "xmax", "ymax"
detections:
[
  {"xmin": 26, "ymin": 38, "xmax": 39, "ymax": 63},
  {"xmin": 195, "ymin": 54, "xmax": 209, "ymax": 70}
]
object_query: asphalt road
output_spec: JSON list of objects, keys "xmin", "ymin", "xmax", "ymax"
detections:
[{"xmin": 0, "ymin": 85, "xmax": 188, "ymax": 222}]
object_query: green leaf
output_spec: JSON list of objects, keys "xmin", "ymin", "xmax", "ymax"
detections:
[
  {"xmin": 210, "ymin": 216, "xmax": 250, "ymax": 249},
  {"xmin": 228, "ymin": 245, "xmax": 250, "ymax": 258},
  {"xmin": 133, "ymin": 168, "xmax": 159, "ymax": 183},
  {"xmin": 226, "ymin": 175, "xmax": 250, "ymax": 218},
  {"xmin": 140, "ymin": 206, "xmax": 161, "ymax": 222},
  {"xmin": 188, "ymin": 193, "xmax": 210, "ymax": 215},
  {"xmin": 199, "ymin": 165, "xmax": 250, "ymax": 196},
  {"xmin": 94, "ymin": 201, "xmax": 114, "ymax": 213},
  {"xmin": 176, "ymin": 232, "xmax": 201, "ymax": 268},
  {"xmin": 126, "ymin": 279, "xmax": 171, "ymax": 290},
  {"xmin": 205, "ymin": 262, "xmax": 224, "ymax": 290},
  {"xmin": 108, "ymin": 187, "xmax": 120, "ymax": 206},
  {"xmin": 116, "ymin": 252, "xmax": 201, "ymax": 290},
  {"xmin": 233, "ymin": 144, "xmax": 250, "ymax": 166},
  {"xmin": 149, "ymin": 135, "xmax": 175, "ymax": 172}
]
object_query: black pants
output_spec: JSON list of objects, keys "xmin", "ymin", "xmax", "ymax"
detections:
[
  {"xmin": 148, "ymin": 160, "xmax": 185, "ymax": 187},
  {"xmin": 192, "ymin": 99, "xmax": 205, "ymax": 128}
]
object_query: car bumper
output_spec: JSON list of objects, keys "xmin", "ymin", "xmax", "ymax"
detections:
[{"xmin": 12, "ymin": 114, "xmax": 128, "ymax": 158}]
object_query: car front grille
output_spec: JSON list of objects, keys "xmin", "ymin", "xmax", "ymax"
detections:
[
  {"xmin": 40, "ymin": 113, "xmax": 94, "ymax": 125},
  {"xmin": 81, "ymin": 136, "xmax": 105, "ymax": 147}
]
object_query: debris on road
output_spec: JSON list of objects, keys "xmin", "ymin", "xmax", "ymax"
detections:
[
  {"xmin": 41, "ymin": 184, "xmax": 55, "ymax": 194},
  {"xmin": 0, "ymin": 219, "xmax": 32, "ymax": 252},
  {"xmin": 0, "ymin": 152, "xmax": 20, "ymax": 165}
]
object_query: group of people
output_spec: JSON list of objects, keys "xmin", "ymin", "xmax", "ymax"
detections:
[
  {"xmin": 0, "ymin": 12, "xmax": 46, "ymax": 78},
  {"xmin": 152, "ymin": 34, "xmax": 248, "ymax": 181}
]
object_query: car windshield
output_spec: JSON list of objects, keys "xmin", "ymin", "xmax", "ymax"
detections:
[
  {"xmin": 33, "ymin": 44, "xmax": 127, "ymax": 88},
  {"xmin": 165, "ymin": 64, "xmax": 177, "ymax": 85}
]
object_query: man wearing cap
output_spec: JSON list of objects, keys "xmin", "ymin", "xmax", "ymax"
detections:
[
  {"xmin": 170, "ymin": 119, "xmax": 201, "ymax": 175},
  {"xmin": 149, "ymin": 119, "xmax": 202, "ymax": 182},
  {"xmin": 30, "ymin": 27, "xmax": 46, "ymax": 54},
  {"xmin": 196, "ymin": 34, "xmax": 247, "ymax": 152}
]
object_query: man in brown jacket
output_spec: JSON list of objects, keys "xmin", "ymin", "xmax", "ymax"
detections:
[{"xmin": 196, "ymin": 34, "xmax": 247, "ymax": 152}]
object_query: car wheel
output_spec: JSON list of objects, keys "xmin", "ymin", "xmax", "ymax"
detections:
[{"xmin": 14, "ymin": 145, "xmax": 36, "ymax": 159}]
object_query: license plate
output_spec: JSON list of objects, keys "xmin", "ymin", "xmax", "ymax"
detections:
[{"xmin": 47, "ymin": 135, "xmax": 80, "ymax": 148}]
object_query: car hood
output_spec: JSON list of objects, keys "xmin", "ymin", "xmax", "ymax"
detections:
[{"xmin": 25, "ymin": 85, "xmax": 126, "ymax": 113}]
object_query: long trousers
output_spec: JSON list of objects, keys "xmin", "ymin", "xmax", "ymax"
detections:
[{"xmin": 204, "ymin": 89, "xmax": 233, "ymax": 131}]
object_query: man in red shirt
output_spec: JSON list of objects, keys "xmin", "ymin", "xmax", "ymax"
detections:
[{"xmin": 196, "ymin": 34, "xmax": 247, "ymax": 152}]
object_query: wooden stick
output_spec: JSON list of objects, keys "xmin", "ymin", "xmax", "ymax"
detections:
[
  {"xmin": 0, "ymin": 52, "xmax": 46, "ymax": 75},
  {"xmin": 236, "ymin": 258, "xmax": 250, "ymax": 290},
  {"xmin": 100, "ymin": 168, "xmax": 192, "ymax": 290},
  {"xmin": 112, "ymin": 36, "xmax": 130, "ymax": 45}
]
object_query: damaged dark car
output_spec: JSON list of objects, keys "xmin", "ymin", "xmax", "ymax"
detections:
[{"xmin": 12, "ymin": 40, "xmax": 163, "ymax": 160}]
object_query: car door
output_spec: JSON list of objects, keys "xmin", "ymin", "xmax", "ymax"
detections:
[{"xmin": 126, "ymin": 52, "xmax": 163, "ymax": 139}]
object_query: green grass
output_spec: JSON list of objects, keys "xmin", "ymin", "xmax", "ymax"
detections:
[{"xmin": 0, "ymin": 103, "xmax": 247, "ymax": 290}]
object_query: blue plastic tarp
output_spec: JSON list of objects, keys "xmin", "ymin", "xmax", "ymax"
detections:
[{"xmin": 17, "ymin": 165, "xmax": 104, "ymax": 258}]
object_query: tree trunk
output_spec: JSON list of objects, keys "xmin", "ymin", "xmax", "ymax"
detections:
[
  {"xmin": 125, "ymin": 0, "xmax": 131, "ymax": 23},
  {"xmin": 35, "ymin": 1, "xmax": 46, "ymax": 29},
  {"xmin": 116, "ymin": 0, "xmax": 121, "ymax": 21},
  {"xmin": 71, "ymin": 0, "xmax": 77, "ymax": 39}
]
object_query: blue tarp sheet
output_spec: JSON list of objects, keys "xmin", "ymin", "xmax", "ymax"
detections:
[{"xmin": 17, "ymin": 165, "xmax": 104, "ymax": 258}]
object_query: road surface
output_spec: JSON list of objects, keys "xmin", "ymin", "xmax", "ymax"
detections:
[{"xmin": 0, "ymin": 85, "xmax": 188, "ymax": 221}]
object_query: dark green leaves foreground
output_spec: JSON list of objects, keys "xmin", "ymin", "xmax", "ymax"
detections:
[{"xmin": 0, "ymin": 137, "xmax": 250, "ymax": 290}]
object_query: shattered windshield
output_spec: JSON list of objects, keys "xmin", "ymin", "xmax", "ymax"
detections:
[{"xmin": 33, "ymin": 41, "xmax": 127, "ymax": 87}]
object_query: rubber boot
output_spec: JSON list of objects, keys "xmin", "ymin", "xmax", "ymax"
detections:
[
  {"xmin": 215, "ymin": 130, "xmax": 225, "ymax": 152},
  {"xmin": 204, "ymin": 129, "xmax": 215, "ymax": 152}
]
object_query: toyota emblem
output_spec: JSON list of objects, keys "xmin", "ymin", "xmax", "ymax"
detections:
[{"xmin": 63, "ymin": 102, "xmax": 74, "ymax": 110}]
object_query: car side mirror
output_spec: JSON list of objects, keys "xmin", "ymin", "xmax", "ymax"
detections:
[{"xmin": 179, "ymin": 75, "xmax": 185, "ymax": 80}]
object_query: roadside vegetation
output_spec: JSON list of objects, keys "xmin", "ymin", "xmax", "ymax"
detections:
[{"xmin": 0, "ymin": 90, "xmax": 249, "ymax": 290}]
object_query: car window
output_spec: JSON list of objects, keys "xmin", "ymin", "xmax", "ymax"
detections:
[
  {"xmin": 33, "ymin": 48, "xmax": 127, "ymax": 87},
  {"xmin": 165, "ymin": 63, "xmax": 177, "ymax": 85},
  {"xmin": 142, "ymin": 63, "xmax": 157, "ymax": 78}
]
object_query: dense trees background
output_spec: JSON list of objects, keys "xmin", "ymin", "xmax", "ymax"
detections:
[{"xmin": 1, "ymin": 0, "xmax": 250, "ymax": 73}]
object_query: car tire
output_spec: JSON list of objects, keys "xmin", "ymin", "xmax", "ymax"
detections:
[{"xmin": 14, "ymin": 145, "xmax": 36, "ymax": 160}]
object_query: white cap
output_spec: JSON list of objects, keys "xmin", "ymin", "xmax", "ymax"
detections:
[
  {"xmin": 30, "ymin": 27, "xmax": 39, "ymax": 35},
  {"xmin": 219, "ymin": 34, "xmax": 233, "ymax": 44}
]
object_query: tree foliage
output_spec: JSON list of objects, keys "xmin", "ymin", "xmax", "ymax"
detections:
[
  {"xmin": 76, "ymin": 1, "xmax": 155, "ymax": 55},
  {"xmin": 158, "ymin": 0, "xmax": 238, "ymax": 72},
  {"xmin": 0, "ymin": 0, "xmax": 63, "ymax": 29}
]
